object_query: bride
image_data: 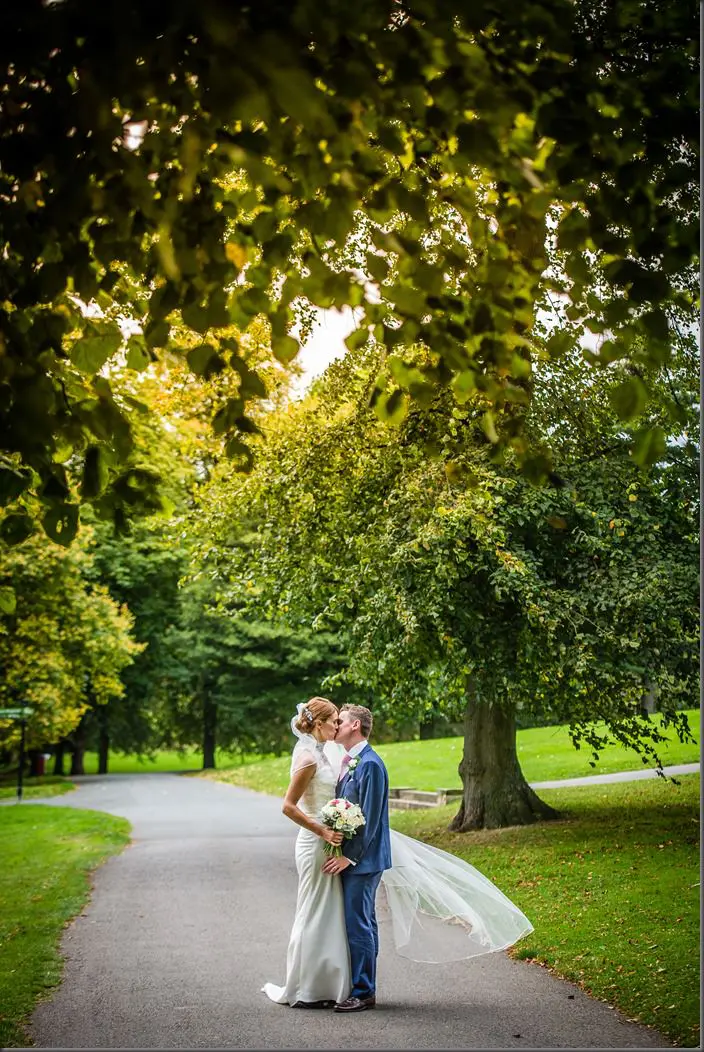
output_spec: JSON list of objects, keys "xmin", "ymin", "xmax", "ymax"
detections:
[
  {"xmin": 262, "ymin": 697, "xmax": 350, "ymax": 1007},
  {"xmin": 262, "ymin": 698, "xmax": 534, "ymax": 1008}
]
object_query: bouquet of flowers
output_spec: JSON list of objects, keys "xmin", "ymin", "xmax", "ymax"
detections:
[{"xmin": 320, "ymin": 797, "xmax": 366, "ymax": 857}]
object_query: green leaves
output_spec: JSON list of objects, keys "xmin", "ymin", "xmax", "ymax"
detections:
[
  {"xmin": 387, "ymin": 356, "xmax": 437, "ymax": 406},
  {"xmin": 480, "ymin": 411, "xmax": 499, "ymax": 445},
  {"xmin": 0, "ymin": 529, "xmax": 141, "ymax": 747},
  {"xmin": 42, "ymin": 503, "xmax": 79, "ymax": 547},
  {"xmin": 126, "ymin": 335, "xmax": 151, "ymax": 372},
  {"xmin": 187, "ymin": 343, "xmax": 226, "ymax": 379},
  {"xmin": 0, "ymin": 0, "xmax": 697, "ymax": 540},
  {"xmin": 231, "ymin": 356, "xmax": 269, "ymax": 399},
  {"xmin": 224, "ymin": 436, "xmax": 255, "ymax": 472},
  {"xmin": 71, "ymin": 324, "xmax": 123, "ymax": 375},
  {"xmin": 81, "ymin": 446, "xmax": 109, "ymax": 499},
  {"xmin": 631, "ymin": 426, "xmax": 667, "ymax": 469},
  {"xmin": 389, "ymin": 284, "xmax": 427, "ymax": 319},
  {"xmin": 603, "ymin": 261, "xmax": 671, "ymax": 304},
  {"xmin": 365, "ymin": 253, "xmax": 390, "ymax": 285},
  {"xmin": 180, "ymin": 302, "xmax": 211, "ymax": 334},
  {"xmin": 238, "ymin": 287, "xmax": 272, "ymax": 319},
  {"xmin": 212, "ymin": 398, "xmax": 243, "ymax": 436},
  {"xmin": 144, "ymin": 320, "xmax": 171, "ymax": 349},
  {"xmin": 455, "ymin": 120, "xmax": 499, "ymax": 164},
  {"xmin": 271, "ymin": 335, "xmax": 300, "ymax": 365},
  {"xmin": 0, "ymin": 585, "xmax": 16, "ymax": 614},
  {"xmin": 371, "ymin": 387, "xmax": 409, "ymax": 426},
  {"xmin": 0, "ymin": 513, "xmax": 35, "ymax": 545},
  {"xmin": 345, "ymin": 327, "xmax": 370, "ymax": 353},
  {"xmin": 640, "ymin": 310, "xmax": 670, "ymax": 343},
  {"xmin": 0, "ymin": 466, "xmax": 32, "ymax": 508},
  {"xmin": 609, "ymin": 377, "xmax": 649, "ymax": 421},
  {"xmin": 557, "ymin": 208, "xmax": 590, "ymax": 253}
]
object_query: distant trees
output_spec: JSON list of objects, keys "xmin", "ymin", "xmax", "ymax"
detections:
[{"xmin": 0, "ymin": 531, "xmax": 141, "ymax": 761}]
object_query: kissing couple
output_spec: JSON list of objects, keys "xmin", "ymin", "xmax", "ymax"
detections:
[{"xmin": 262, "ymin": 698, "xmax": 534, "ymax": 1012}]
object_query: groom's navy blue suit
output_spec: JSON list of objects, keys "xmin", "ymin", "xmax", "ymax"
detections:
[{"xmin": 336, "ymin": 744, "xmax": 392, "ymax": 1000}]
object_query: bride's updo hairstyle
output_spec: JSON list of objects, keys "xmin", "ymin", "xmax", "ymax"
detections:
[{"xmin": 294, "ymin": 696, "xmax": 337, "ymax": 734}]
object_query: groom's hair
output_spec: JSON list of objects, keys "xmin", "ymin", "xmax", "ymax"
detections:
[{"xmin": 340, "ymin": 704, "xmax": 373, "ymax": 738}]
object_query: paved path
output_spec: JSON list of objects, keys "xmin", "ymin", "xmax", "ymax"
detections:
[
  {"xmin": 18, "ymin": 773, "xmax": 674, "ymax": 1050},
  {"xmin": 530, "ymin": 761, "xmax": 699, "ymax": 789}
]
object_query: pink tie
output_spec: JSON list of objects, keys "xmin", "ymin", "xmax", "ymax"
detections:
[{"xmin": 339, "ymin": 753, "xmax": 353, "ymax": 779}]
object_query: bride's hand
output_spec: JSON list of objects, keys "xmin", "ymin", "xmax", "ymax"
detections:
[{"xmin": 321, "ymin": 828, "xmax": 343, "ymax": 845}]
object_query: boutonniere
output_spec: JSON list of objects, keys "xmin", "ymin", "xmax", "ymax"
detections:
[{"xmin": 347, "ymin": 757, "xmax": 360, "ymax": 772}]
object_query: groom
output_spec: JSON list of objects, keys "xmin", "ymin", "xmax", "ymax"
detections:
[{"xmin": 322, "ymin": 704, "xmax": 391, "ymax": 1013}]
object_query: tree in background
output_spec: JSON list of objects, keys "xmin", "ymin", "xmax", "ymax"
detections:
[
  {"xmin": 159, "ymin": 575, "xmax": 347, "ymax": 767},
  {"xmin": 0, "ymin": 531, "xmax": 142, "ymax": 768},
  {"xmin": 80, "ymin": 523, "xmax": 187, "ymax": 772},
  {"xmin": 75, "ymin": 347, "xmax": 335, "ymax": 771},
  {"xmin": 73, "ymin": 355, "xmax": 204, "ymax": 771}
]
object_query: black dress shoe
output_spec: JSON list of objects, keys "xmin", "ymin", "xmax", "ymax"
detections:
[
  {"xmin": 334, "ymin": 995, "xmax": 376, "ymax": 1012},
  {"xmin": 291, "ymin": 999, "xmax": 336, "ymax": 1009}
]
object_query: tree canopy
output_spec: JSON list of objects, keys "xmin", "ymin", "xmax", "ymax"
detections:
[
  {"xmin": 185, "ymin": 329, "xmax": 698, "ymax": 822},
  {"xmin": 1, "ymin": 0, "xmax": 698, "ymax": 543}
]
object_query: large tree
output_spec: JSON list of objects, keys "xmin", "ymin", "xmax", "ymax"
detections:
[
  {"xmin": 190, "ymin": 334, "xmax": 698, "ymax": 827},
  {"xmin": 0, "ymin": 0, "xmax": 697, "ymax": 543}
]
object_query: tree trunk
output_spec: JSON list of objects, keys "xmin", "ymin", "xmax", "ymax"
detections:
[
  {"xmin": 70, "ymin": 747, "xmax": 85, "ymax": 776},
  {"xmin": 419, "ymin": 714, "xmax": 438, "ymax": 740},
  {"xmin": 69, "ymin": 715, "xmax": 88, "ymax": 776},
  {"xmin": 97, "ymin": 709, "xmax": 109, "ymax": 774},
  {"xmin": 28, "ymin": 748, "xmax": 42, "ymax": 777},
  {"xmin": 202, "ymin": 694, "xmax": 216, "ymax": 770},
  {"xmin": 53, "ymin": 742, "xmax": 65, "ymax": 776},
  {"xmin": 449, "ymin": 685, "xmax": 560, "ymax": 831},
  {"xmin": 640, "ymin": 682, "xmax": 658, "ymax": 716}
]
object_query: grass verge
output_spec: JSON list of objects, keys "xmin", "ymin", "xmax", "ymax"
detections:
[
  {"xmin": 0, "ymin": 804, "xmax": 130, "ymax": 1048},
  {"xmin": 75, "ymin": 747, "xmax": 244, "ymax": 775},
  {"xmin": 0, "ymin": 776, "xmax": 75, "ymax": 802},
  {"xmin": 389, "ymin": 775, "xmax": 700, "ymax": 1048}
]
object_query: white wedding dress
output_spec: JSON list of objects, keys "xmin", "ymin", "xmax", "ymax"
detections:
[
  {"xmin": 262, "ymin": 740, "xmax": 351, "ymax": 1005},
  {"xmin": 263, "ymin": 731, "xmax": 534, "ymax": 1005}
]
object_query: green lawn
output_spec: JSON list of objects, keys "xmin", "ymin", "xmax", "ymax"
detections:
[
  {"xmin": 0, "ymin": 804, "xmax": 130, "ymax": 1048},
  {"xmin": 202, "ymin": 708, "xmax": 701, "ymax": 798},
  {"xmin": 0, "ymin": 776, "xmax": 75, "ymax": 802},
  {"xmin": 391, "ymin": 775, "xmax": 700, "ymax": 1048},
  {"xmin": 0, "ymin": 748, "xmax": 244, "ymax": 786},
  {"xmin": 78, "ymin": 747, "xmax": 244, "ymax": 775}
]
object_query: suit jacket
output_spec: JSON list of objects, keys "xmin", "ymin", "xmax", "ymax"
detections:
[{"xmin": 336, "ymin": 743, "xmax": 392, "ymax": 874}]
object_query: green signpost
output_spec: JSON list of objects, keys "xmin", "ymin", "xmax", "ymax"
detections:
[{"xmin": 0, "ymin": 707, "xmax": 33, "ymax": 802}]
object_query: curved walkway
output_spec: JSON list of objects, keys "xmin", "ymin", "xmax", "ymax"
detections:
[
  {"xmin": 18, "ymin": 771, "xmax": 676, "ymax": 1050},
  {"xmin": 529, "ymin": 761, "xmax": 699, "ymax": 789}
]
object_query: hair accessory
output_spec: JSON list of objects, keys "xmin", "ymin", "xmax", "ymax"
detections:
[{"xmin": 291, "ymin": 702, "xmax": 316, "ymax": 741}]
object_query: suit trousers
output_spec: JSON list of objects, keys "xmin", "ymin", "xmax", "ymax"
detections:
[{"xmin": 341, "ymin": 869, "xmax": 383, "ymax": 998}]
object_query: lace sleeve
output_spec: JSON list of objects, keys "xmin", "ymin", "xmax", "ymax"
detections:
[{"xmin": 291, "ymin": 747, "xmax": 317, "ymax": 775}]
